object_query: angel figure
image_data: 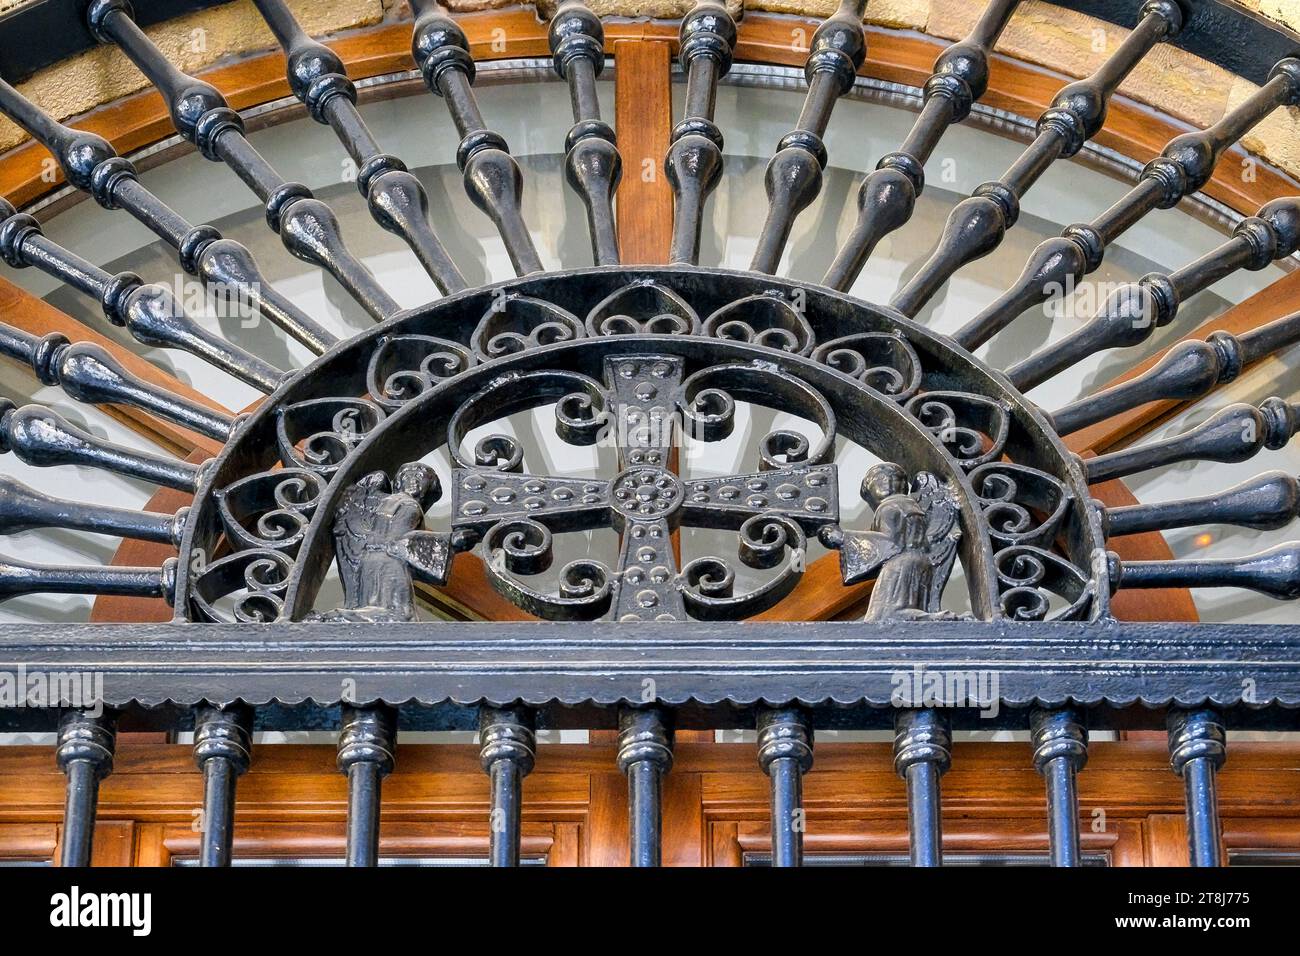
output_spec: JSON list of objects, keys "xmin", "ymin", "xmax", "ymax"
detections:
[
  {"xmin": 821, "ymin": 462, "xmax": 961, "ymax": 621},
  {"xmin": 314, "ymin": 462, "xmax": 451, "ymax": 623}
]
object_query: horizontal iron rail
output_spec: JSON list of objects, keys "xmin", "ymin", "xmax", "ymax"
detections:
[{"xmin": 0, "ymin": 620, "xmax": 1296, "ymax": 732}]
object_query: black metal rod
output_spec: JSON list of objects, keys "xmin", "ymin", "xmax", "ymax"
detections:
[
  {"xmin": 251, "ymin": 0, "xmax": 466, "ymax": 294},
  {"xmin": 890, "ymin": 0, "xmax": 1184, "ymax": 317},
  {"xmin": 1104, "ymin": 470, "xmax": 1300, "ymax": 537},
  {"xmin": 1083, "ymin": 397, "xmax": 1299, "ymax": 484},
  {"xmin": 479, "ymin": 705, "xmax": 536, "ymax": 867},
  {"xmin": 751, "ymin": 0, "xmax": 868, "ymax": 274},
  {"xmin": 1168, "ymin": 708, "xmax": 1226, "ymax": 866},
  {"xmin": 89, "ymin": 0, "xmax": 401, "ymax": 321},
  {"xmin": 0, "ymin": 475, "xmax": 185, "ymax": 544},
  {"xmin": 1030, "ymin": 707, "xmax": 1087, "ymax": 867},
  {"xmin": 893, "ymin": 708, "xmax": 950, "ymax": 867},
  {"xmin": 617, "ymin": 706, "xmax": 673, "ymax": 867},
  {"xmin": 1113, "ymin": 540, "xmax": 1300, "ymax": 600},
  {"xmin": 757, "ymin": 707, "xmax": 813, "ymax": 867},
  {"xmin": 0, "ymin": 80, "xmax": 338, "ymax": 354},
  {"xmin": 550, "ymin": 0, "xmax": 621, "ymax": 266},
  {"xmin": 0, "ymin": 401, "xmax": 203, "ymax": 492},
  {"xmin": 823, "ymin": 0, "xmax": 1020, "ymax": 290},
  {"xmin": 193, "ymin": 703, "xmax": 253, "ymax": 867},
  {"xmin": 666, "ymin": 0, "xmax": 737, "ymax": 266},
  {"xmin": 0, "ymin": 553, "xmax": 177, "ymax": 604},
  {"xmin": 337, "ymin": 704, "xmax": 397, "ymax": 867},
  {"xmin": 56, "ymin": 711, "xmax": 116, "ymax": 867},
  {"xmin": 410, "ymin": 0, "xmax": 543, "ymax": 276}
]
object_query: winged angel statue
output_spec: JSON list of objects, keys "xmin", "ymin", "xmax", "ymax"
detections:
[
  {"xmin": 312, "ymin": 462, "xmax": 453, "ymax": 623},
  {"xmin": 825, "ymin": 462, "xmax": 963, "ymax": 621}
]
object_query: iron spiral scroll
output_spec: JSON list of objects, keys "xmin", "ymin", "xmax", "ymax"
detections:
[{"xmin": 0, "ymin": 0, "xmax": 1298, "ymax": 869}]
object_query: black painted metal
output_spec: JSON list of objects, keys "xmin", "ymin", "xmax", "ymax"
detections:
[
  {"xmin": 337, "ymin": 704, "xmax": 397, "ymax": 867},
  {"xmin": 251, "ymin": 0, "xmax": 467, "ymax": 295},
  {"xmin": 409, "ymin": 0, "xmax": 543, "ymax": 276},
  {"xmin": 55, "ymin": 711, "xmax": 116, "ymax": 868},
  {"xmin": 87, "ymin": 0, "xmax": 401, "ymax": 321},
  {"xmin": 0, "ymin": 0, "xmax": 1298, "ymax": 870},
  {"xmin": 757, "ymin": 707, "xmax": 813, "ymax": 867},
  {"xmin": 956, "ymin": 61, "xmax": 1300, "ymax": 351},
  {"xmin": 479, "ymin": 704, "xmax": 536, "ymax": 867},
  {"xmin": 193, "ymin": 702, "xmax": 253, "ymax": 867},
  {"xmin": 1030, "ymin": 707, "xmax": 1087, "ymax": 867},
  {"xmin": 751, "ymin": 0, "xmax": 868, "ymax": 274},
  {"xmin": 667, "ymin": 0, "xmax": 737, "ymax": 265},
  {"xmin": 891, "ymin": 0, "xmax": 1185, "ymax": 318},
  {"xmin": 549, "ymin": 0, "xmax": 621, "ymax": 266},
  {"xmin": 824, "ymin": 0, "xmax": 1020, "ymax": 290},
  {"xmin": 617, "ymin": 707, "xmax": 673, "ymax": 867},
  {"xmin": 894, "ymin": 708, "xmax": 950, "ymax": 867},
  {"xmin": 1167, "ymin": 707, "xmax": 1226, "ymax": 866},
  {"xmin": 0, "ymin": 80, "xmax": 337, "ymax": 355}
]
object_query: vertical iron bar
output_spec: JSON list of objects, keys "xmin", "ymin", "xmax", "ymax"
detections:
[
  {"xmin": 479, "ymin": 705, "xmax": 536, "ymax": 867},
  {"xmin": 549, "ymin": 0, "xmax": 621, "ymax": 265},
  {"xmin": 757, "ymin": 707, "xmax": 814, "ymax": 867},
  {"xmin": 1030, "ymin": 707, "xmax": 1088, "ymax": 867},
  {"xmin": 193, "ymin": 703, "xmax": 253, "ymax": 868},
  {"xmin": 617, "ymin": 706, "xmax": 673, "ymax": 867},
  {"xmin": 56, "ymin": 711, "xmax": 116, "ymax": 867},
  {"xmin": 1168, "ymin": 708, "xmax": 1226, "ymax": 867},
  {"xmin": 893, "ymin": 708, "xmax": 950, "ymax": 867},
  {"xmin": 336, "ymin": 704, "xmax": 397, "ymax": 867}
]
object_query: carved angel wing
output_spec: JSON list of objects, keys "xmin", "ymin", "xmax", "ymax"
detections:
[
  {"xmin": 911, "ymin": 472, "xmax": 961, "ymax": 611},
  {"xmin": 332, "ymin": 472, "xmax": 387, "ymax": 608},
  {"xmin": 833, "ymin": 529, "xmax": 904, "ymax": 586}
]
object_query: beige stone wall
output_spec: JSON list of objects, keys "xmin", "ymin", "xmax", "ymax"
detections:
[{"xmin": 1, "ymin": 0, "xmax": 1297, "ymax": 180}]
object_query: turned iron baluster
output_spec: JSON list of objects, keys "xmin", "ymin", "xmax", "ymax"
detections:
[
  {"xmin": 56, "ymin": 711, "xmax": 116, "ymax": 867},
  {"xmin": 892, "ymin": 0, "xmax": 1185, "ymax": 317},
  {"xmin": 1103, "ymin": 471, "xmax": 1300, "ymax": 537},
  {"xmin": 88, "ymin": 0, "xmax": 401, "ymax": 321},
  {"xmin": 409, "ymin": 0, "xmax": 543, "ymax": 276},
  {"xmin": 0, "ymin": 475, "xmax": 186, "ymax": 544},
  {"xmin": 0, "ymin": 553, "xmax": 178, "ymax": 603},
  {"xmin": 894, "ymin": 708, "xmax": 950, "ymax": 866},
  {"xmin": 479, "ymin": 705, "xmax": 536, "ymax": 867},
  {"xmin": 0, "ymin": 400, "xmax": 203, "ymax": 492},
  {"xmin": 1109, "ymin": 540, "xmax": 1300, "ymax": 600},
  {"xmin": 958, "ymin": 59, "xmax": 1300, "ymax": 350},
  {"xmin": 666, "ymin": 0, "xmax": 737, "ymax": 265},
  {"xmin": 1048, "ymin": 310, "xmax": 1300, "ymax": 438},
  {"xmin": 1167, "ymin": 708, "xmax": 1226, "ymax": 866},
  {"xmin": 1009, "ymin": 197, "xmax": 1300, "ymax": 391},
  {"xmin": 0, "ymin": 79, "xmax": 337, "ymax": 355},
  {"xmin": 751, "ymin": 0, "xmax": 868, "ymax": 274},
  {"xmin": 251, "ymin": 0, "xmax": 466, "ymax": 294},
  {"xmin": 337, "ymin": 704, "xmax": 397, "ymax": 867},
  {"xmin": 1081, "ymin": 397, "xmax": 1300, "ymax": 485},
  {"xmin": 823, "ymin": 0, "xmax": 1020, "ymax": 290},
  {"xmin": 0, "ymin": 201, "xmax": 284, "ymax": 393},
  {"xmin": 757, "ymin": 707, "xmax": 813, "ymax": 867},
  {"xmin": 193, "ymin": 703, "xmax": 253, "ymax": 867},
  {"xmin": 549, "ymin": 0, "xmax": 621, "ymax": 265},
  {"xmin": 617, "ymin": 706, "xmax": 673, "ymax": 867},
  {"xmin": 1030, "ymin": 707, "xmax": 1087, "ymax": 867},
  {"xmin": 0, "ymin": 322, "xmax": 235, "ymax": 441}
]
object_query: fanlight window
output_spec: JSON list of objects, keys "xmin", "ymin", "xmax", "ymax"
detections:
[{"xmin": 0, "ymin": 0, "xmax": 1296, "ymax": 870}]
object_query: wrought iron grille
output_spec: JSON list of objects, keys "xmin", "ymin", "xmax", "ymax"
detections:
[{"xmin": 0, "ymin": 0, "xmax": 1297, "ymax": 868}]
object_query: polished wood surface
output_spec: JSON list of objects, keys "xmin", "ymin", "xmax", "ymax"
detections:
[{"xmin": 613, "ymin": 39, "xmax": 674, "ymax": 264}]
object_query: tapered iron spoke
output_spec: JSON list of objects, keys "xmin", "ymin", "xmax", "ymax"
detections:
[{"xmin": 891, "ymin": 0, "xmax": 1185, "ymax": 317}]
